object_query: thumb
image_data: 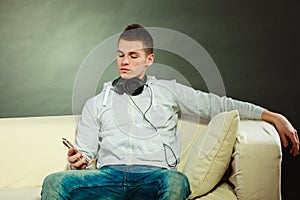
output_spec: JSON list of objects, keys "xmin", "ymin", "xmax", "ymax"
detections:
[{"xmin": 87, "ymin": 158, "xmax": 95, "ymax": 166}]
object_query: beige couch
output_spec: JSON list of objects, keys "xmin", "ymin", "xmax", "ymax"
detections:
[{"xmin": 0, "ymin": 113, "xmax": 282, "ymax": 200}]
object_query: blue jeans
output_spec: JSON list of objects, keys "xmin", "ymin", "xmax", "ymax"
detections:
[{"xmin": 41, "ymin": 165, "xmax": 191, "ymax": 200}]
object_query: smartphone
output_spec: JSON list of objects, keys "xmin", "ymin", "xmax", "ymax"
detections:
[{"xmin": 62, "ymin": 138, "xmax": 90, "ymax": 164}]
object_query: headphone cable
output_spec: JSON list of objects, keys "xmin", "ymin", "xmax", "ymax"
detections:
[
  {"xmin": 130, "ymin": 85, "xmax": 178, "ymax": 168},
  {"xmin": 129, "ymin": 84, "xmax": 157, "ymax": 132}
]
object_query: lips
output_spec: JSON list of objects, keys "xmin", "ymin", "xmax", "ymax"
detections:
[{"xmin": 120, "ymin": 68, "xmax": 129, "ymax": 73}]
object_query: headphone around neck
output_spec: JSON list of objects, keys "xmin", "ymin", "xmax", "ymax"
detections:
[{"xmin": 112, "ymin": 76, "xmax": 147, "ymax": 96}]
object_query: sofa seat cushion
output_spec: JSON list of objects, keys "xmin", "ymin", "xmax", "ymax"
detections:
[
  {"xmin": 0, "ymin": 187, "xmax": 41, "ymax": 200},
  {"xmin": 193, "ymin": 182, "xmax": 237, "ymax": 200}
]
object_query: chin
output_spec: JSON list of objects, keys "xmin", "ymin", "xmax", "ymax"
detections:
[
  {"xmin": 120, "ymin": 73, "xmax": 144, "ymax": 80},
  {"xmin": 120, "ymin": 74, "xmax": 133, "ymax": 79}
]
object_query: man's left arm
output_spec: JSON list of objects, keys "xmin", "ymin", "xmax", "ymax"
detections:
[{"xmin": 171, "ymin": 81, "xmax": 299, "ymax": 156}]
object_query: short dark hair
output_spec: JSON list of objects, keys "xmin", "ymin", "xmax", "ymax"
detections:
[{"xmin": 119, "ymin": 24, "xmax": 154, "ymax": 55}]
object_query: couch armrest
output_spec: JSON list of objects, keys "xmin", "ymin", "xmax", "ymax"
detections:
[{"xmin": 229, "ymin": 120, "xmax": 282, "ymax": 200}]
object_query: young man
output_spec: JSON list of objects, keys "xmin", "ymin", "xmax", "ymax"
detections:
[{"xmin": 41, "ymin": 24, "xmax": 299, "ymax": 200}]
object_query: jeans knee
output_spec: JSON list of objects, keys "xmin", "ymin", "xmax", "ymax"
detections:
[
  {"xmin": 42, "ymin": 171, "xmax": 69, "ymax": 196},
  {"xmin": 43, "ymin": 172, "xmax": 64, "ymax": 187},
  {"xmin": 157, "ymin": 170, "xmax": 191, "ymax": 199},
  {"xmin": 167, "ymin": 170, "xmax": 189, "ymax": 187},
  {"xmin": 43, "ymin": 173, "xmax": 57, "ymax": 188},
  {"xmin": 164, "ymin": 171, "xmax": 190, "ymax": 193},
  {"xmin": 41, "ymin": 171, "xmax": 72, "ymax": 200}
]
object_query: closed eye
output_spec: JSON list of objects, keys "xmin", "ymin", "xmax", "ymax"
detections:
[
  {"xmin": 117, "ymin": 50, "xmax": 140, "ymax": 59},
  {"xmin": 117, "ymin": 50, "xmax": 124, "ymax": 57}
]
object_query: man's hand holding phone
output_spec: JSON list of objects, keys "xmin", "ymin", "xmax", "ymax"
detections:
[{"xmin": 62, "ymin": 138, "xmax": 94, "ymax": 170}]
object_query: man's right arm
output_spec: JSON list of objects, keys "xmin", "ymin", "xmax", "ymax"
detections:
[{"xmin": 71, "ymin": 97, "xmax": 101, "ymax": 170}]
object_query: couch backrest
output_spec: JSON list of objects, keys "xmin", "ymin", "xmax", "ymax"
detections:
[
  {"xmin": 0, "ymin": 115, "xmax": 206, "ymax": 188},
  {"xmin": 0, "ymin": 115, "xmax": 79, "ymax": 188}
]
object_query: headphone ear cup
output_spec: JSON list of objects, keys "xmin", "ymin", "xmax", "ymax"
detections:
[
  {"xmin": 124, "ymin": 77, "xmax": 144, "ymax": 95},
  {"xmin": 112, "ymin": 77, "xmax": 125, "ymax": 94}
]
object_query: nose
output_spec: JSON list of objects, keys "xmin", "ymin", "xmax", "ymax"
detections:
[{"xmin": 121, "ymin": 55, "xmax": 129, "ymax": 66}]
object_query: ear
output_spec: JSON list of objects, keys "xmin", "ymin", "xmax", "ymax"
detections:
[{"xmin": 146, "ymin": 53, "xmax": 155, "ymax": 67}]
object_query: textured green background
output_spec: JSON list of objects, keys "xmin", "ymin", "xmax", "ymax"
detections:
[{"xmin": 0, "ymin": 0, "xmax": 299, "ymax": 199}]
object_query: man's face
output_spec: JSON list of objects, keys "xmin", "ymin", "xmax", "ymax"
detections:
[{"xmin": 116, "ymin": 39, "xmax": 154, "ymax": 80}]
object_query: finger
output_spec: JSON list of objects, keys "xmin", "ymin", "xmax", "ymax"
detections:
[
  {"xmin": 290, "ymin": 143, "xmax": 298, "ymax": 156},
  {"xmin": 293, "ymin": 136, "xmax": 299, "ymax": 157},
  {"xmin": 87, "ymin": 158, "xmax": 95, "ymax": 166},
  {"xmin": 290, "ymin": 144, "xmax": 299, "ymax": 157},
  {"xmin": 69, "ymin": 151, "xmax": 82, "ymax": 164},
  {"xmin": 73, "ymin": 157, "xmax": 95, "ymax": 169},
  {"xmin": 68, "ymin": 147, "xmax": 78, "ymax": 157},
  {"xmin": 294, "ymin": 129, "xmax": 299, "ymax": 143},
  {"xmin": 71, "ymin": 156, "xmax": 87, "ymax": 169},
  {"xmin": 287, "ymin": 129, "xmax": 299, "ymax": 156},
  {"xmin": 79, "ymin": 157, "xmax": 88, "ymax": 169},
  {"xmin": 292, "ymin": 136, "xmax": 299, "ymax": 156},
  {"xmin": 278, "ymin": 132, "xmax": 289, "ymax": 148},
  {"xmin": 80, "ymin": 162, "xmax": 88, "ymax": 169}
]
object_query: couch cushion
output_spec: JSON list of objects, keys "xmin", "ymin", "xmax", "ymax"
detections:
[
  {"xmin": 182, "ymin": 110, "xmax": 239, "ymax": 199},
  {"xmin": 0, "ymin": 187, "xmax": 41, "ymax": 200},
  {"xmin": 193, "ymin": 182, "xmax": 237, "ymax": 200}
]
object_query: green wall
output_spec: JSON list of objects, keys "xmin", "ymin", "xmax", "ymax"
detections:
[
  {"xmin": 0, "ymin": 0, "xmax": 299, "ymax": 199},
  {"xmin": 1, "ymin": 0, "xmax": 299, "ymax": 119}
]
